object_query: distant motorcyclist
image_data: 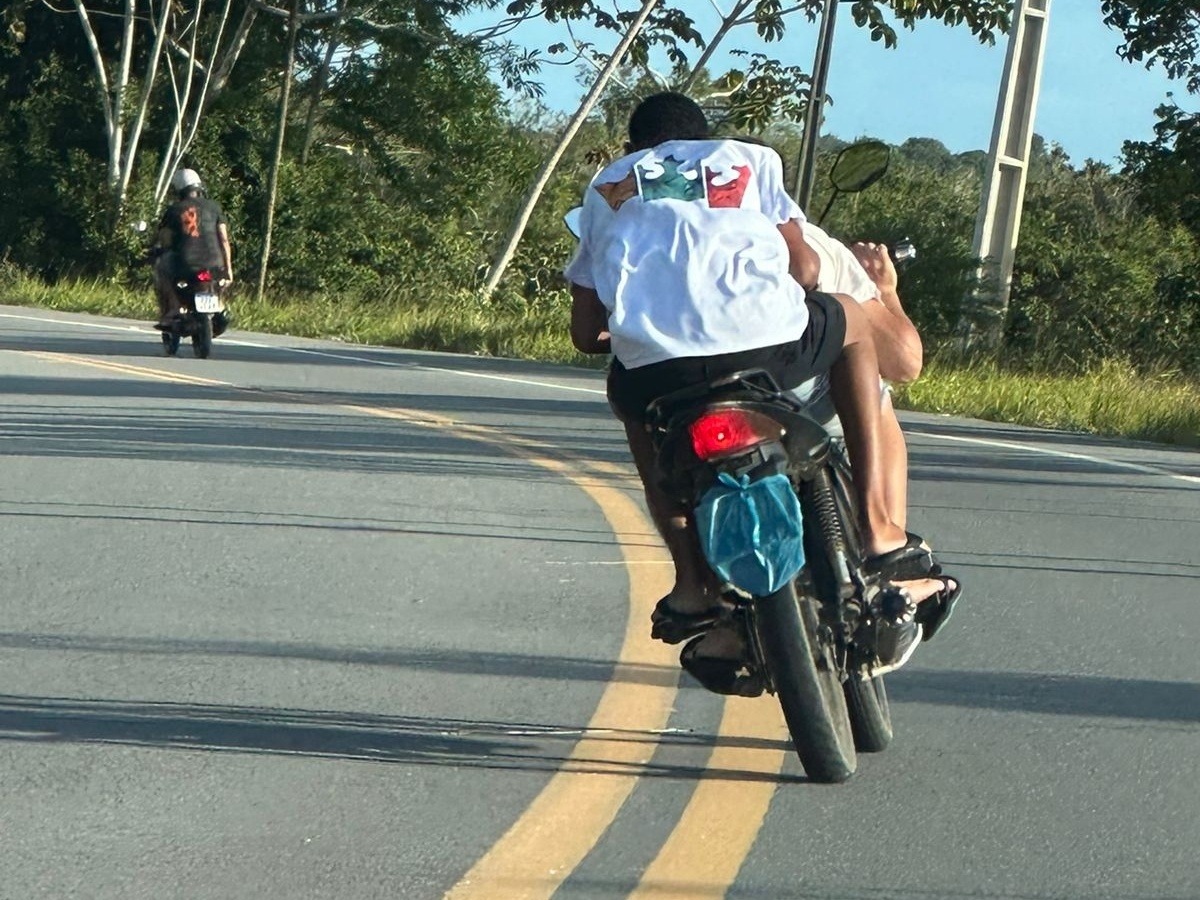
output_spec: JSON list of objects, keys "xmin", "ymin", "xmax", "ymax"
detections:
[{"xmin": 152, "ymin": 168, "xmax": 233, "ymax": 329}]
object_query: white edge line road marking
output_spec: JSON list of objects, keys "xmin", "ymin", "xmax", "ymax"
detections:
[
  {"xmin": 5, "ymin": 310, "xmax": 1196, "ymax": 485},
  {"xmin": 0, "ymin": 311, "xmax": 607, "ymax": 396},
  {"xmin": 909, "ymin": 429, "xmax": 1200, "ymax": 487}
]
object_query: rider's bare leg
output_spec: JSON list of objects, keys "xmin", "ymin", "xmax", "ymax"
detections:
[
  {"xmin": 828, "ymin": 294, "xmax": 909, "ymax": 559},
  {"xmin": 623, "ymin": 420, "xmax": 715, "ymax": 615}
]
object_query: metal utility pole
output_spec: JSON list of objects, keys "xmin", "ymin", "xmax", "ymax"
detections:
[
  {"xmin": 962, "ymin": 0, "xmax": 1052, "ymax": 349},
  {"xmin": 793, "ymin": 0, "xmax": 840, "ymax": 211}
]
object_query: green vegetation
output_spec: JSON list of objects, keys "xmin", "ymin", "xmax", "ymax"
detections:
[
  {"xmin": 897, "ymin": 359, "xmax": 1200, "ymax": 449},
  {"xmin": 1, "ymin": 1, "xmax": 1198, "ymax": 448}
]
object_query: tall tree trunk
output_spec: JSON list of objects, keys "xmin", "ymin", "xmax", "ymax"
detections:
[
  {"xmin": 480, "ymin": 0, "xmax": 662, "ymax": 300},
  {"xmin": 116, "ymin": 0, "xmax": 172, "ymax": 216},
  {"xmin": 301, "ymin": 0, "xmax": 347, "ymax": 166},
  {"xmin": 301, "ymin": 32, "xmax": 341, "ymax": 165},
  {"xmin": 256, "ymin": 0, "xmax": 301, "ymax": 302}
]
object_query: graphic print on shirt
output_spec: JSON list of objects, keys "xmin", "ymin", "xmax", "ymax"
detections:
[
  {"xmin": 595, "ymin": 154, "xmax": 754, "ymax": 212},
  {"xmin": 706, "ymin": 164, "xmax": 752, "ymax": 209},
  {"xmin": 595, "ymin": 173, "xmax": 638, "ymax": 211},
  {"xmin": 180, "ymin": 207, "xmax": 201, "ymax": 238},
  {"xmin": 635, "ymin": 156, "xmax": 706, "ymax": 203}
]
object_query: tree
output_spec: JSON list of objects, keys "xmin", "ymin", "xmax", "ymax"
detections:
[
  {"xmin": 1123, "ymin": 102, "xmax": 1200, "ymax": 240},
  {"xmin": 149, "ymin": 0, "xmax": 260, "ymax": 208},
  {"xmin": 1102, "ymin": 0, "xmax": 1200, "ymax": 94}
]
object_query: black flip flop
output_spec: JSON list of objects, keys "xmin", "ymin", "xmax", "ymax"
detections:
[
  {"xmin": 864, "ymin": 531, "xmax": 940, "ymax": 581},
  {"xmin": 650, "ymin": 595, "xmax": 732, "ymax": 645},
  {"xmin": 679, "ymin": 632, "xmax": 764, "ymax": 697},
  {"xmin": 916, "ymin": 575, "xmax": 963, "ymax": 641}
]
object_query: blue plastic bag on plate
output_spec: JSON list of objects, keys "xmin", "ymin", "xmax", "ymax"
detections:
[{"xmin": 695, "ymin": 471, "xmax": 806, "ymax": 597}]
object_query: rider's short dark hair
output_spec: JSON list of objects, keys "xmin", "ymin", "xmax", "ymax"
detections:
[{"xmin": 627, "ymin": 92, "xmax": 710, "ymax": 151}]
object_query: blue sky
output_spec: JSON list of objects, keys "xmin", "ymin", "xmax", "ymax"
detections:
[{"xmin": 460, "ymin": 3, "xmax": 1183, "ymax": 165}]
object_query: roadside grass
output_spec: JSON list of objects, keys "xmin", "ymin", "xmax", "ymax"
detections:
[
  {"xmin": 895, "ymin": 357, "xmax": 1200, "ymax": 449},
  {"xmin": 3, "ymin": 271, "xmax": 1197, "ymax": 448}
]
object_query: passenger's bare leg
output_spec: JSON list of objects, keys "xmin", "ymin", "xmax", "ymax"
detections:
[
  {"xmin": 623, "ymin": 421, "xmax": 715, "ymax": 614},
  {"xmin": 827, "ymin": 293, "xmax": 908, "ymax": 559},
  {"xmin": 879, "ymin": 392, "xmax": 908, "ymax": 531}
]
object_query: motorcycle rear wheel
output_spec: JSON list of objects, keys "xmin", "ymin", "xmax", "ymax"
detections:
[{"xmin": 754, "ymin": 582, "xmax": 857, "ymax": 783}]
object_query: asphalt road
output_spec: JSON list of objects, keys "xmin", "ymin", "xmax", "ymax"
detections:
[{"xmin": 1, "ymin": 305, "xmax": 1197, "ymax": 900}]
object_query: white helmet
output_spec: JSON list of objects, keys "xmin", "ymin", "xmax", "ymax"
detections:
[{"xmin": 170, "ymin": 168, "xmax": 203, "ymax": 194}]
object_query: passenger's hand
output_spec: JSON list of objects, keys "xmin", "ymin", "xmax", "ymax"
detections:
[{"xmin": 851, "ymin": 242, "xmax": 898, "ymax": 295}]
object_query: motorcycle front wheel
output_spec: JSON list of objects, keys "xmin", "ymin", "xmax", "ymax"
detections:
[
  {"xmin": 753, "ymin": 582, "xmax": 857, "ymax": 783},
  {"xmin": 844, "ymin": 673, "xmax": 892, "ymax": 752},
  {"xmin": 192, "ymin": 314, "xmax": 213, "ymax": 359}
]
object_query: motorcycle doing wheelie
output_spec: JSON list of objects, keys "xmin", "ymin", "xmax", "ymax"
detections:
[{"xmin": 159, "ymin": 267, "xmax": 229, "ymax": 359}]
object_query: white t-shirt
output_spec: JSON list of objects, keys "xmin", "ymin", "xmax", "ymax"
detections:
[
  {"xmin": 792, "ymin": 222, "xmax": 886, "ymax": 417},
  {"xmin": 804, "ymin": 222, "xmax": 880, "ymax": 305},
  {"xmin": 563, "ymin": 139, "xmax": 809, "ymax": 370}
]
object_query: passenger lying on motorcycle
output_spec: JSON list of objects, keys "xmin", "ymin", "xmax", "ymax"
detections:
[
  {"xmin": 564, "ymin": 92, "xmax": 928, "ymax": 665},
  {"xmin": 152, "ymin": 168, "xmax": 233, "ymax": 328},
  {"xmin": 796, "ymin": 223, "xmax": 962, "ymax": 638}
]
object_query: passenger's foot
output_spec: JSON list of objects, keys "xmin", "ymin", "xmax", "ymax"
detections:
[
  {"xmin": 914, "ymin": 575, "xmax": 963, "ymax": 642},
  {"xmin": 864, "ymin": 531, "xmax": 938, "ymax": 581}
]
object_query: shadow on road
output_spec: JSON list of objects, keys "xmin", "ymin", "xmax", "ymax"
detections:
[
  {"xmin": 891, "ymin": 668, "xmax": 1200, "ymax": 723},
  {"xmin": 0, "ymin": 499, "xmax": 643, "ymax": 549},
  {"xmin": 1, "ymin": 374, "xmax": 630, "ymax": 474},
  {"xmin": 2, "ymin": 630, "xmax": 1196, "ymax": 724},
  {"xmin": 0, "ymin": 693, "xmax": 800, "ymax": 784},
  {"xmin": 0, "ymin": 630, "xmax": 681, "ymax": 687}
]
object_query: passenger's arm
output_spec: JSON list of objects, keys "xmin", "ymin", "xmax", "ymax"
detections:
[
  {"xmin": 777, "ymin": 218, "xmax": 821, "ymax": 291},
  {"xmin": 851, "ymin": 242, "xmax": 923, "ymax": 383},
  {"xmin": 569, "ymin": 283, "xmax": 611, "ymax": 354}
]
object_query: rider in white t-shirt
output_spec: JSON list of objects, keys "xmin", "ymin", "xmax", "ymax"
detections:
[{"xmin": 565, "ymin": 138, "xmax": 812, "ymax": 368}]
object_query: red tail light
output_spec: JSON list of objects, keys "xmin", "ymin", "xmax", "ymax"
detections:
[
  {"xmin": 196, "ymin": 270, "xmax": 213, "ymax": 283},
  {"xmin": 689, "ymin": 410, "xmax": 783, "ymax": 460}
]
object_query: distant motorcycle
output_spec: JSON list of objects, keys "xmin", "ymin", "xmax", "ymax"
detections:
[{"xmin": 160, "ymin": 268, "xmax": 229, "ymax": 359}]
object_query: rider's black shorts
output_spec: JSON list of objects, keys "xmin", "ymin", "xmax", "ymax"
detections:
[{"xmin": 607, "ymin": 290, "xmax": 846, "ymax": 426}]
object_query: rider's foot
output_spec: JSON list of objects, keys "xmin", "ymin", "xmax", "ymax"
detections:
[
  {"xmin": 679, "ymin": 623, "xmax": 764, "ymax": 696},
  {"xmin": 863, "ymin": 520, "xmax": 910, "ymax": 563},
  {"xmin": 651, "ymin": 586, "xmax": 731, "ymax": 645},
  {"xmin": 864, "ymin": 531, "xmax": 938, "ymax": 580}
]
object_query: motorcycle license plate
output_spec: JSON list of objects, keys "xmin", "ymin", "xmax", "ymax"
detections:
[{"xmin": 193, "ymin": 293, "xmax": 222, "ymax": 313}]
